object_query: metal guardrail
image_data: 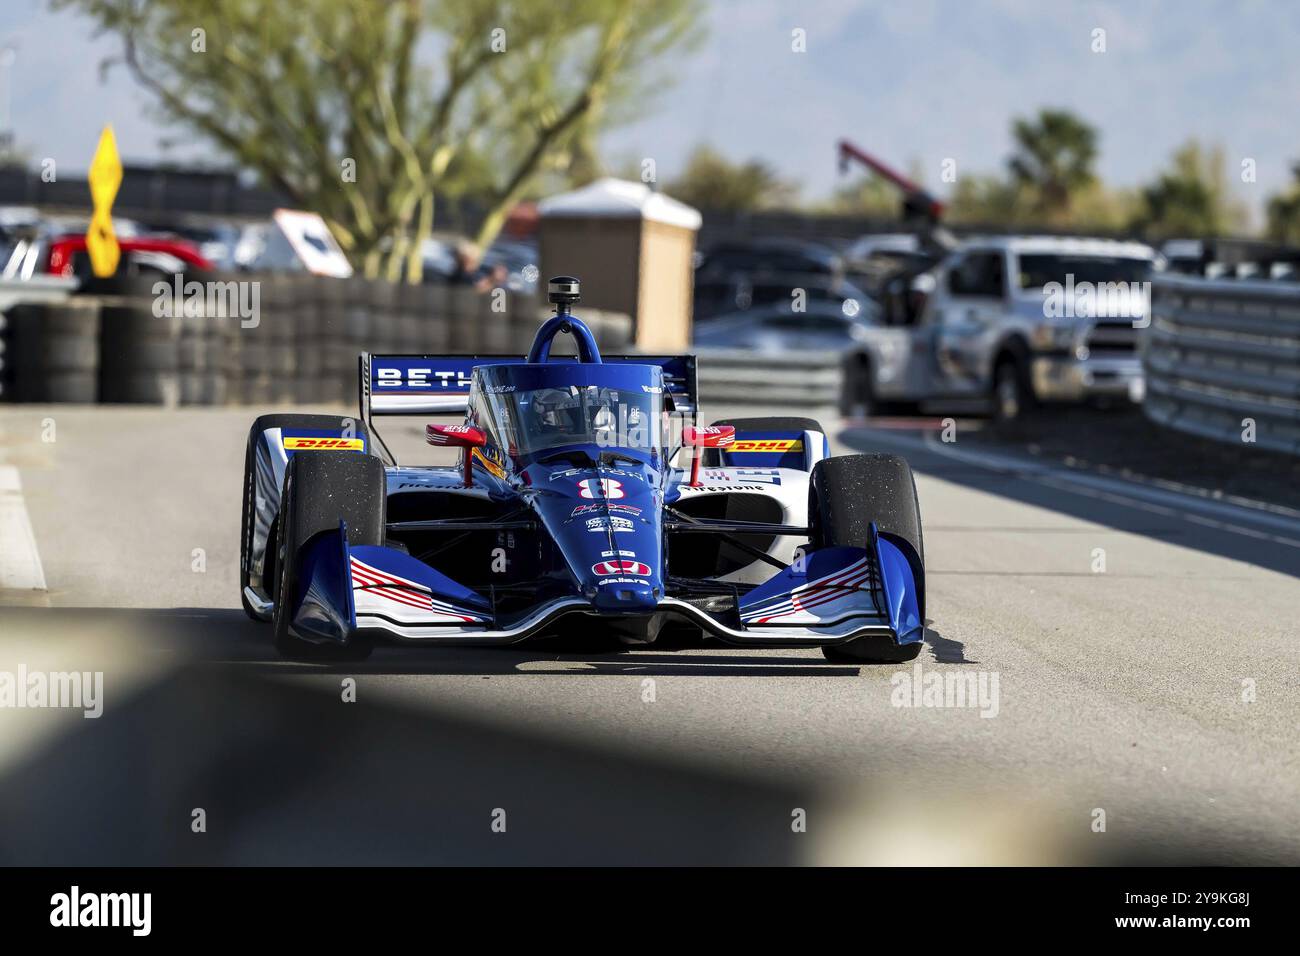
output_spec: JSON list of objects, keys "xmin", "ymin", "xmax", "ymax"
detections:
[
  {"xmin": 694, "ymin": 347, "xmax": 840, "ymax": 407},
  {"xmin": 1142, "ymin": 275, "xmax": 1300, "ymax": 454}
]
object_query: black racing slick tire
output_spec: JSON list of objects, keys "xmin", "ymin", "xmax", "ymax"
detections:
[
  {"xmin": 711, "ymin": 416, "xmax": 824, "ymax": 436},
  {"xmin": 240, "ymin": 413, "xmax": 369, "ymax": 621},
  {"xmin": 271, "ymin": 450, "xmax": 385, "ymax": 661},
  {"xmin": 808, "ymin": 454, "xmax": 926, "ymax": 664}
]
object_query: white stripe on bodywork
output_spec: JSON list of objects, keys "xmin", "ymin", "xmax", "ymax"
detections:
[{"xmin": 0, "ymin": 466, "xmax": 47, "ymax": 590}]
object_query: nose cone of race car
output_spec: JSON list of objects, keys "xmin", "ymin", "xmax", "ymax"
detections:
[{"xmin": 523, "ymin": 458, "xmax": 663, "ymax": 612}]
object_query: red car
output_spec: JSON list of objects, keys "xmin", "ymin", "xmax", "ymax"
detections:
[{"xmin": 44, "ymin": 234, "xmax": 213, "ymax": 280}]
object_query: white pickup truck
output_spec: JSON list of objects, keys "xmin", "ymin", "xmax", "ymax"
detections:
[{"xmin": 841, "ymin": 235, "xmax": 1159, "ymax": 420}]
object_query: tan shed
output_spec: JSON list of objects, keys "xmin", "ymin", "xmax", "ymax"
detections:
[{"xmin": 538, "ymin": 178, "xmax": 701, "ymax": 351}]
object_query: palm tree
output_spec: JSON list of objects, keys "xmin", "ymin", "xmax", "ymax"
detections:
[{"xmin": 1007, "ymin": 109, "xmax": 1098, "ymax": 222}]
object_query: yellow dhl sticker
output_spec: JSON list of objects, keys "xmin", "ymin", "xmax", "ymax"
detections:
[
  {"xmin": 283, "ymin": 436, "xmax": 364, "ymax": 451},
  {"xmin": 473, "ymin": 447, "xmax": 507, "ymax": 478},
  {"xmin": 729, "ymin": 439, "xmax": 802, "ymax": 452}
]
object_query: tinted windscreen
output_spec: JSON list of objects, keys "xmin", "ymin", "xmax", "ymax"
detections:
[
  {"xmin": 481, "ymin": 384, "xmax": 664, "ymax": 456},
  {"xmin": 1017, "ymin": 255, "xmax": 1151, "ymax": 289}
]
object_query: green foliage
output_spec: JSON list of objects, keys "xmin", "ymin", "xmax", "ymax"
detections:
[
  {"xmin": 1129, "ymin": 140, "xmax": 1247, "ymax": 239},
  {"xmin": 666, "ymin": 144, "xmax": 797, "ymax": 213},
  {"xmin": 57, "ymin": 0, "xmax": 703, "ymax": 278},
  {"xmin": 1265, "ymin": 163, "xmax": 1300, "ymax": 245},
  {"xmin": 1007, "ymin": 108, "xmax": 1098, "ymax": 222},
  {"xmin": 945, "ymin": 173, "xmax": 1027, "ymax": 227},
  {"xmin": 820, "ymin": 165, "xmax": 920, "ymax": 218}
]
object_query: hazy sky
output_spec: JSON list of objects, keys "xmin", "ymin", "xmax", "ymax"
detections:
[{"xmin": 4, "ymin": 0, "xmax": 1299, "ymax": 225}]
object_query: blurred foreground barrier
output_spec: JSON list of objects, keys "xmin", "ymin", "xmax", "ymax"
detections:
[
  {"xmin": 694, "ymin": 348, "xmax": 841, "ymax": 407},
  {"xmin": 1143, "ymin": 275, "xmax": 1300, "ymax": 454},
  {"xmin": 0, "ymin": 275, "xmax": 633, "ymax": 406}
]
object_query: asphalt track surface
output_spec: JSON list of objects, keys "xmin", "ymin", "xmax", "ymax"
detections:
[{"xmin": 0, "ymin": 404, "xmax": 1297, "ymax": 864}]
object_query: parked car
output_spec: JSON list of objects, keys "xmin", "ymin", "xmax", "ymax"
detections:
[
  {"xmin": 696, "ymin": 238, "xmax": 842, "ymax": 279},
  {"xmin": 694, "ymin": 271, "xmax": 870, "ymax": 322},
  {"xmin": 2, "ymin": 231, "xmax": 212, "ymax": 286},
  {"xmin": 481, "ymin": 239, "xmax": 539, "ymax": 293},
  {"xmin": 839, "ymin": 236, "xmax": 1159, "ymax": 420},
  {"xmin": 694, "ymin": 300, "xmax": 879, "ymax": 353}
]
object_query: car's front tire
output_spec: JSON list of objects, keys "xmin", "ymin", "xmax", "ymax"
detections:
[
  {"xmin": 808, "ymin": 454, "xmax": 925, "ymax": 664},
  {"xmin": 240, "ymin": 413, "xmax": 370, "ymax": 621},
  {"xmin": 272, "ymin": 450, "xmax": 385, "ymax": 662}
]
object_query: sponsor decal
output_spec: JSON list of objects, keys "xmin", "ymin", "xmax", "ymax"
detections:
[
  {"xmin": 678, "ymin": 484, "xmax": 767, "ymax": 492},
  {"xmin": 593, "ymin": 560, "xmax": 651, "ymax": 576},
  {"xmin": 586, "ymin": 516, "xmax": 635, "ymax": 533},
  {"xmin": 283, "ymin": 436, "xmax": 364, "ymax": 451},
  {"xmin": 374, "ymin": 367, "xmax": 472, "ymax": 391},
  {"xmin": 641, "ymin": 384, "xmax": 663, "ymax": 393},
  {"xmin": 552, "ymin": 467, "xmax": 645, "ymax": 482},
  {"xmin": 597, "ymin": 577, "xmax": 650, "ymax": 586},
  {"xmin": 601, "ymin": 549, "xmax": 636, "ymax": 558},
  {"xmin": 703, "ymin": 468, "xmax": 782, "ymax": 485},
  {"xmin": 729, "ymin": 439, "xmax": 802, "ymax": 452},
  {"xmin": 571, "ymin": 502, "xmax": 641, "ymax": 517},
  {"xmin": 578, "ymin": 478, "xmax": 624, "ymax": 499}
]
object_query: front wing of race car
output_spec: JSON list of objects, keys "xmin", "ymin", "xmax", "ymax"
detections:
[{"xmin": 283, "ymin": 519, "xmax": 923, "ymax": 650}]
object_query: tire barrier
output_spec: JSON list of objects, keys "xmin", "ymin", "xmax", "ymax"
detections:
[
  {"xmin": 694, "ymin": 347, "xmax": 841, "ymax": 407},
  {"xmin": 3, "ymin": 299, "xmax": 101, "ymax": 403},
  {"xmin": 1143, "ymin": 275, "xmax": 1300, "ymax": 455},
  {"xmin": 0, "ymin": 274, "xmax": 633, "ymax": 406}
]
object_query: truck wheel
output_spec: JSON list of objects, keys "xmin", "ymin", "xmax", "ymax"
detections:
[
  {"xmin": 839, "ymin": 351, "xmax": 873, "ymax": 418},
  {"xmin": 272, "ymin": 451, "xmax": 385, "ymax": 661},
  {"xmin": 240, "ymin": 414, "xmax": 369, "ymax": 621},
  {"xmin": 808, "ymin": 454, "xmax": 925, "ymax": 664},
  {"xmin": 991, "ymin": 355, "xmax": 1035, "ymax": 423}
]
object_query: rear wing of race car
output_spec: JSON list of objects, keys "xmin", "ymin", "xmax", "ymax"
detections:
[{"xmin": 358, "ymin": 352, "xmax": 698, "ymax": 464}]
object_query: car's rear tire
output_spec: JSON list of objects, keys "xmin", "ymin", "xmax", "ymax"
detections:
[
  {"xmin": 272, "ymin": 450, "xmax": 385, "ymax": 661},
  {"xmin": 808, "ymin": 454, "xmax": 925, "ymax": 664},
  {"xmin": 711, "ymin": 415, "xmax": 824, "ymax": 435},
  {"xmin": 240, "ymin": 413, "xmax": 369, "ymax": 621}
]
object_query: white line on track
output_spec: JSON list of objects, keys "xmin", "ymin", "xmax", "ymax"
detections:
[{"xmin": 0, "ymin": 465, "xmax": 47, "ymax": 590}]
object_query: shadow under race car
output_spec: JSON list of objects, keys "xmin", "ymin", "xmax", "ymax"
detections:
[{"xmin": 239, "ymin": 277, "xmax": 926, "ymax": 663}]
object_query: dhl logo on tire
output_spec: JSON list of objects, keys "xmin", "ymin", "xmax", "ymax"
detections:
[
  {"xmin": 283, "ymin": 436, "xmax": 364, "ymax": 451},
  {"xmin": 730, "ymin": 439, "xmax": 802, "ymax": 452}
]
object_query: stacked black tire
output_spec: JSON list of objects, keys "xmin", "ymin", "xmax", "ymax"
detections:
[{"xmin": 3, "ymin": 299, "xmax": 101, "ymax": 402}]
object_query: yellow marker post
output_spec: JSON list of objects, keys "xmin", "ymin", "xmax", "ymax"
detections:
[{"xmin": 86, "ymin": 126, "xmax": 123, "ymax": 278}]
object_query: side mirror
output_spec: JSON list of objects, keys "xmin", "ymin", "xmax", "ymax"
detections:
[
  {"xmin": 427, "ymin": 424, "xmax": 487, "ymax": 487},
  {"xmin": 426, "ymin": 423, "xmax": 486, "ymax": 448},
  {"xmin": 683, "ymin": 425, "xmax": 736, "ymax": 449},
  {"xmin": 683, "ymin": 425, "xmax": 735, "ymax": 487}
]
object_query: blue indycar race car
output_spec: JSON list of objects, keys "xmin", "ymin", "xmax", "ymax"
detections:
[{"xmin": 239, "ymin": 277, "xmax": 926, "ymax": 662}]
